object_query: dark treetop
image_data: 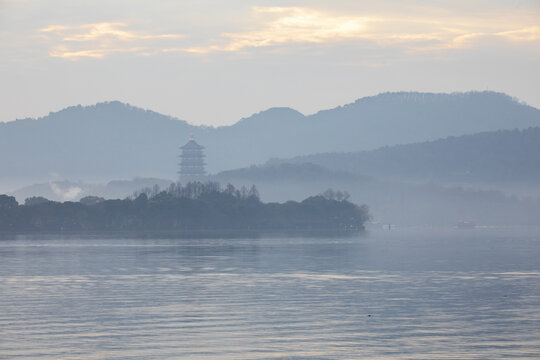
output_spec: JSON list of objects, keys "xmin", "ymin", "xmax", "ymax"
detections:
[{"xmin": 0, "ymin": 182, "xmax": 370, "ymax": 236}]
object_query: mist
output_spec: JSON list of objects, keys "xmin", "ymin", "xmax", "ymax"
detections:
[
  {"xmin": 4, "ymin": 91, "xmax": 540, "ymax": 228},
  {"xmin": 212, "ymin": 167, "xmax": 540, "ymax": 227}
]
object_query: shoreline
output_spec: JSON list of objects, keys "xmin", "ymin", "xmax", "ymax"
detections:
[{"xmin": 0, "ymin": 228, "xmax": 365, "ymax": 240}]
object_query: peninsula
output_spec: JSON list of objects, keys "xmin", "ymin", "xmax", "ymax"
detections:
[{"xmin": 0, "ymin": 182, "xmax": 369, "ymax": 236}]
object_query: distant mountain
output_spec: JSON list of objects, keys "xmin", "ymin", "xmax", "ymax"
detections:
[
  {"xmin": 1, "ymin": 91, "xmax": 539, "ymax": 186},
  {"xmin": 270, "ymin": 127, "xmax": 540, "ymax": 184},
  {"xmin": 0, "ymin": 102, "xmax": 193, "ymax": 186},
  {"xmin": 213, "ymin": 163, "xmax": 367, "ymax": 183}
]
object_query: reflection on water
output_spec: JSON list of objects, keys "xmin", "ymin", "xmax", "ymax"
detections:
[{"xmin": 1, "ymin": 227, "xmax": 539, "ymax": 359}]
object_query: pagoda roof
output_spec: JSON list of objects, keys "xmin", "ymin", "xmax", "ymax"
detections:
[{"xmin": 180, "ymin": 139, "xmax": 204, "ymax": 150}]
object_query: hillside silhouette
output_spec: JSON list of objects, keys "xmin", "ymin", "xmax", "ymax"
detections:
[
  {"xmin": 270, "ymin": 127, "xmax": 540, "ymax": 184},
  {"xmin": 1, "ymin": 91, "xmax": 539, "ymax": 187}
]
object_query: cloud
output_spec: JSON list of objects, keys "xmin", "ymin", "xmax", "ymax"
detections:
[
  {"xmin": 179, "ymin": 6, "xmax": 540, "ymax": 54},
  {"xmin": 496, "ymin": 27, "xmax": 540, "ymax": 42},
  {"xmin": 40, "ymin": 22, "xmax": 184, "ymax": 59},
  {"xmin": 182, "ymin": 7, "xmax": 375, "ymax": 54},
  {"xmin": 38, "ymin": 7, "xmax": 540, "ymax": 59},
  {"xmin": 48, "ymin": 46, "xmax": 146, "ymax": 59}
]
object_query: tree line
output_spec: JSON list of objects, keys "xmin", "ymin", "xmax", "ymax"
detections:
[{"xmin": 0, "ymin": 182, "xmax": 370, "ymax": 235}]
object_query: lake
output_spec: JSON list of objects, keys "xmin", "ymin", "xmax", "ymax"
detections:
[{"xmin": 1, "ymin": 227, "xmax": 539, "ymax": 359}]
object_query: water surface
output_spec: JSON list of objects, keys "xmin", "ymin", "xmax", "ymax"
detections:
[{"xmin": 1, "ymin": 227, "xmax": 539, "ymax": 359}]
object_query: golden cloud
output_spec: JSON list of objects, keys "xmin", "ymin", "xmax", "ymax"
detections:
[
  {"xmin": 40, "ymin": 8, "xmax": 540, "ymax": 59},
  {"xmin": 497, "ymin": 27, "xmax": 540, "ymax": 42},
  {"xmin": 40, "ymin": 22, "xmax": 184, "ymax": 59},
  {"xmin": 181, "ymin": 7, "xmax": 540, "ymax": 54},
  {"xmin": 182, "ymin": 7, "xmax": 375, "ymax": 54}
]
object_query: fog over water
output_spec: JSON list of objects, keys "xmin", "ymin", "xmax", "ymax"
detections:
[{"xmin": 1, "ymin": 227, "xmax": 539, "ymax": 359}]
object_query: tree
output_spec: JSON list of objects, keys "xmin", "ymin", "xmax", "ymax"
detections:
[
  {"xmin": 24, "ymin": 196, "xmax": 50, "ymax": 206},
  {"xmin": 0, "ymin": 195, "xmax": 19, "ymax": 230},
  {"xmin": 0, "ymin": 195, "xmax": 18, "ymax": 210},
  {"xmin": 322, "ymin": 188, "xmax": 336, "ymax": 200},
  {"xmin": 248, "ymin": 185, "xmax": 260, "ymax": 201},
  {"xmin": 224, "ymin": 184, "xmax": 236, "ymax": 195},
  {"xmin": 322, "ymin": 188, "xmax": 350, "ymax": 201}
]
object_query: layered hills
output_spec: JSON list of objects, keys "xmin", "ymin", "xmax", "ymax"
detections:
[
  {"xmin": 269, "ymin": 127, "xmax": 540, "ymax": 184},
  {"xmin": 1, "ymin": 91, "xmax": 539, "ymax": 188}
]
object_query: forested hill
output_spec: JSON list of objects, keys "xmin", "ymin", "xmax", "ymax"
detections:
[
  {"xmin": 1, "ymin": 91, "xmax": 539, "ymax": 186},
  {"xmin": 213, "ymin": 163, "xmax": 366, "ymax": 183},
  {"xmin": 0, "ymin": 182, "xmax": 370, "ymax": 235},
  {"xmin": 270, "ymin": 127, "xmax": 540, "ymax": 183}
]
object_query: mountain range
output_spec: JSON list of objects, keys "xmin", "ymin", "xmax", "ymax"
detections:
[
  {"xmin": 1, "ymin": 91, "xmax": 539, "ymax": 189},
  {"xmin": 268, "ymin": 127, "xmax": 540, "ymax": 184}
]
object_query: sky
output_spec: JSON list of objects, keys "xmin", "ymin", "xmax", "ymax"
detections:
[{"xmin": 1, "ymin": 0, "xmax": 539, "ymax": 126}]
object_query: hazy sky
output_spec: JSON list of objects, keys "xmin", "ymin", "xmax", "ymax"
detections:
[{"xmin": 1, "ymin": 0, "xmax": 539, "ymax": 126}]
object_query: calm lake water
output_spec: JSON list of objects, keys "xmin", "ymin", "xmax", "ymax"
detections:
[{"xmin": 1, "ymin": 227, "xmax": 539, "ymax": 359}]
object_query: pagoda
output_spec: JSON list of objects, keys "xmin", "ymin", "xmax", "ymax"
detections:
[{"xmin": 179, "ymin": 134, "xmax": 206, "ymax": 179}]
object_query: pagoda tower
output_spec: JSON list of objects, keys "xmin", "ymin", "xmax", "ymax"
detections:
[{"xmin": 179, "ymin": 134, "xmax": 206, "ymax": 179}]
